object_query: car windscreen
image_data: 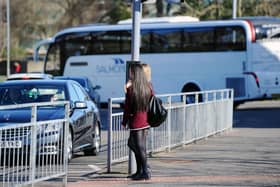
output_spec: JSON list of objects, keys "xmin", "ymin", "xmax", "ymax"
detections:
[
  {"xmin": 0, "ymin": 85, "xmax": 66, "ymax": 105},
  {"xmin": 68, "ymin": 78, "xmax": 86, "ymax": 87},
  {"xmin": 55, "ymin": 77, "xmax": 86, "ymax": 87}
]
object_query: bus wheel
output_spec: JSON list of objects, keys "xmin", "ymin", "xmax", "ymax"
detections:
[{"xmin": 182, "ymin": 84, "xmax": 202, "ymax": 104}]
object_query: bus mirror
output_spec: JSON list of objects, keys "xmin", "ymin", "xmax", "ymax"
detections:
[
  {"xmin": 33, "ymin": 50, "xmax": 39, "ymax": 63},
  {"xmin": 33, "ymin": 44, "xmax": 40, "ymax": 63},
  {"xmin": 33, "ymin": 38, "xmax": 54, "ymax": 63}
]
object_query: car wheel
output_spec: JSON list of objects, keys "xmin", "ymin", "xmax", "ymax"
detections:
[
  {"xmin": 93, "ymin": 124, "xmax": 101, "ymax": 155},
  {"xmin": 58, "ymin": 128, "xmax": 73, "ymax": 164},
  {"xmin": 84, "ymin": 123, "xmax": 101, "ymax": 156},
  {"xmin": 67, "ymin": 129, "xmax": 73, "ymax": 161}
]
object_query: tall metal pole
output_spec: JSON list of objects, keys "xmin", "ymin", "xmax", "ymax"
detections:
[
  {"xmin": 128, "ymin": 0, "xmax": 142, "ymax": 175},
  {"xmin": 131, "ymin": 0, "xmax": 141, "ymax": 62},
  {"xmin": 232, "ymin": 0, "xmax": 237, "ymax": 19},
  {"xmin": 6, "ymin": 0, "xmax": 10, "ymax": 76}
]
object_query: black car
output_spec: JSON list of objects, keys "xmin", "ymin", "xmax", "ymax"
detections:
[
  {"xmin": 54, "ymin": 76, "xmax": 101, "ymax": 107},
  {"xmin": 0, "ymin": 80, "xmax": 102, "ymax": 160}
]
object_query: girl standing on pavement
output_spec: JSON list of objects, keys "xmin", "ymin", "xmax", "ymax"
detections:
[{"xmin": 122, "ymin": 63, "xmax": 152, "ymax": 180}]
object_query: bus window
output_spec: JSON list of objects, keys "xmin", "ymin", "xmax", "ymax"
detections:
[
  {"xmin": 141, "ymin": 29, "xmax": 182, "ymax": 53},
  {"xmin": 120, "ymin": 31, "xmax": 132, "ymax": 54},
  {"xmin": 92, "ymin": 31, "xmax": 121, "ymax": 54},
  {"xmin": 164, "ymin": 29, "xmax": 183, "ymax": 52},
  {"xmin": 63, "ymin": 33, "xmax": 92, "ymax": 56},
  {"xmin": 151, "ymin": 30, "xmax": 169, "ymax": 52},
  {"xmin": 141, "ymin": 30, "xmax": 151, "ymax": 53},
  {"xmin": 183, "ymin": 27, "xmax": 215, "ymax": 52},
  {"xmin": 215, "ymin": 26, "xmax": 246, "ymax": 51},
  {"xmin": 91, "ymin": 31, "xmax": 132, "ymax": 54},
  {"xmin": 45, "ymin": 43, "xmax": 61, "ymax": 75},
  {"xmin": 152, "ymin": 29, "xmax": 182, "ymax": 53}
]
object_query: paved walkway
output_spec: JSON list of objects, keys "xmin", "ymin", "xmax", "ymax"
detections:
[
  {"xmin": 62, "ymin": 127, "xmax": 280, "ymax": 187},
  {"xmin": 37, "ymin": 101, "xmax": 280, "ymax": 187}
]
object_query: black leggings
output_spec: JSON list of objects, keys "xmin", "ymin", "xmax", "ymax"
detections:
[{"xmin": 128, "ymin": 129, "xmax": 149, "ymax": 174}]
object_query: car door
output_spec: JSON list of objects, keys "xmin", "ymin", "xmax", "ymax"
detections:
[
  {"xmin": 72, "ymin": 82, "xmax": 94, "ymax": 148},
  {"xmin": 68, "ymin": 82, "xmax": 89, "ymax": 151}
]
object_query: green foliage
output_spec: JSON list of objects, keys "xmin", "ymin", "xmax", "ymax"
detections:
[
  {"xmin": 106, "ymin": 3, "xmax": 130, "ymax": 23},
  {"xmin": 1, "ymin": 46, "xmax": 25, "ymax": 60},
  {"xmin": 0, "ymin": 76, "xmax": 7, "ymax": 83},
  {"xmin": 168, "ymin": 0, "xmax": 280, "ymax": 20},
  {"xmin": 99, "ymin": 1, "xmax": 131, "ymax": 23}
]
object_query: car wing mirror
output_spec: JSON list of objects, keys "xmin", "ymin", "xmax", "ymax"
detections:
[
  {"xmin": 74, "ymin": 101, "xmax": 87, "ymax": 109},
  {"xmin": 94, "ymin": 85, "xmax": 101, "ymax": 90}
]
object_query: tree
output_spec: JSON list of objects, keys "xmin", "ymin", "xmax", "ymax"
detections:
[
  {"xmin": 49, "ymin": 0, "xmax": 98, "ymax": 28},
  {"xmin": 172, "ymin": 0, "xmax": 222, "ymax": 20},
  {"xmin": 98, "ymin": 0, "xmax": 131, "ymax": 23},
  {"xmin": 1, "ymin": 0, "xmax": 280, "ymax": 61}
]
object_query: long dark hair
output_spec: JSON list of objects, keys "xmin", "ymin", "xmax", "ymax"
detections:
[{"xmin": 129, "ymin": 64, "xmax": 151, "ymax": 113}]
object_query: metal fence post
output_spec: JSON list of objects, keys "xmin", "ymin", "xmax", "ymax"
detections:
[
  {"xmin": 63, "ymin": 102, "xmax": 70, "ymax": 187},
  {"xmin": 30, "ymin": 105, "xmax": 37, "ymax": 187},
  {"xmin": 167, "ymin": 96, "xmax": 172, "ymax": 152},
  {"xmin": 205, "ymin": 91, "xmax": 208, "ymax": 103},
  {"xmin": 195, "ymin": 92, "xmax": 199, "ymax": 140},
  {"xmin": 213, "ymin": 91, "xmax": 218, "ymax": 131},
  {"xmin": 150, "ymin": 127, "xmax": 154, "ymax": 152},
  {"xmin": 107, "ymin": 98, "xmax": 113, "ymax": 173},
  {"xmin": 182, "ymin": 94, "xmax": 186, "ymax": 145},
  {"xmin": 229, "ymin": 89, "xmax": 234, "ymax": 128},
  {"xmin": 195, "ymin": 92, "xmax": 199, "ymax": 103}
]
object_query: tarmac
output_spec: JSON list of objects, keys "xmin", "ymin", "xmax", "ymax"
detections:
[
  {"xmin": 63, "ymin": 128, "xmax": 280, "ymax": 187},
  {"xmin": 37, "ymin": 101, "xmax": 280, "ymax": 187}
]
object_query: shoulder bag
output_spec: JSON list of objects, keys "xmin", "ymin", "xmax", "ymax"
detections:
[{"xmin": 148, "ymin": 95, "xmax": 168, "ymax": 127}]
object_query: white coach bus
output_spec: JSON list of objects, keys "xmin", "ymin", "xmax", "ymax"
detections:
[{"xmin": 35, "ymin": 17, "xmax": 280, "ymax": 104}]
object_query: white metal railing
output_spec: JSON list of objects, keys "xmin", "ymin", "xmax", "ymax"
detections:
[
  {"xmin": 107, "ymin": 89, "xmax": 234, "ymax": 172},
  {"xmin": 0, "ymin": 102, "xmax": 69, "ymax": 187}
]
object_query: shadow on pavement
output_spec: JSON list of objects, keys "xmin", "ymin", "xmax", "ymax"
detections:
[{"xmin": 234, "ymin": 107, "xmax": 280, "ymax": 128}]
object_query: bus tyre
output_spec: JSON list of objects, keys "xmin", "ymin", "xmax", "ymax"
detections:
[{"xmin": 182, "ymin": 84, "xmax": 202, "ymax": 104}]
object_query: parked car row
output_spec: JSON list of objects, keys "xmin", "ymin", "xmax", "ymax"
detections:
[
  {"xmin": 0, "ymin": 79, "xmax": 102, "ymax": 161},
  {"xmin": 6, "ymin": 73, "xmax": 101, "ymax": 108}
]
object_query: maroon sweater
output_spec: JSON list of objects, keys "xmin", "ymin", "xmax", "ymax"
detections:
[{"xmin": 122, "ymin": 87, "xmax": 152, "ymax": 130}]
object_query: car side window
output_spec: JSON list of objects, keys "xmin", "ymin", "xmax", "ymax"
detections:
[
  {"xmin": 68, "ymin": 83, "xmax": 80, "ymax": 102},
  {"xmin": 73, "ymin": 83, "xmax": 88, "ymax": 101}
]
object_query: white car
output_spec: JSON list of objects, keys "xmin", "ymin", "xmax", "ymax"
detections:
[{"xmin": 6, "ymin": 73, "xmax": 53, "ymax": 80}]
